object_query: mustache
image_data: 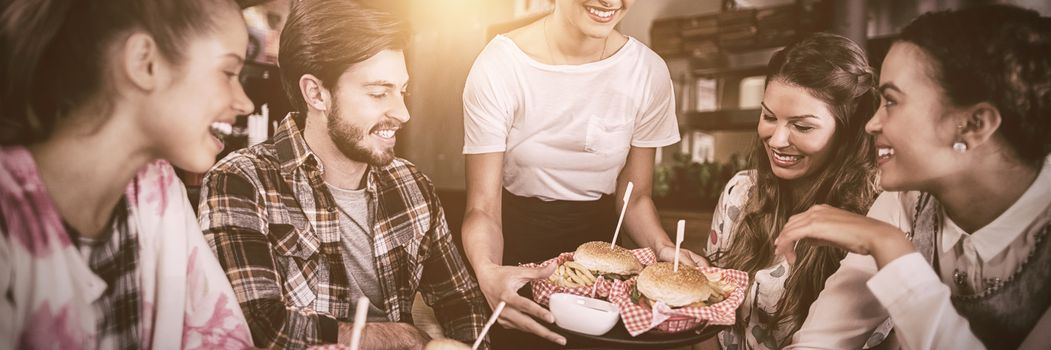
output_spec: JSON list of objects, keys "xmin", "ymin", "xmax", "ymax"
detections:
[{"xmin": 369, "ymin": 118, "xmax": 403, "ymax": 133}]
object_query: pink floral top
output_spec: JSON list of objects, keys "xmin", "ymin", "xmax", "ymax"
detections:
[{"xmin": 0, "ymin": 146, "xmax": 252, "ymax": 349}]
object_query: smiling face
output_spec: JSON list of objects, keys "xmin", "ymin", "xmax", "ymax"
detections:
[
  {"xmin": 145, "ymin": 7, "xmax": 253, "ymax": 173},
  {"xmin": 757, "ymin": 80, "xmax": 839, "ymax": 182},
  {"xmin": 325, "ymin": 49, "xmax": 410, "ymax": 166},
  {"xmin": 554, "ymin": 0, "xmax": 635, "ymax": 39},
  {"xmin": 867, "ymin": 42, "xmax": 967, "ymax": 191}
]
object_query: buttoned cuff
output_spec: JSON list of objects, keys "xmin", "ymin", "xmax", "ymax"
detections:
[{"xmin": 866, "ymin": 252, "xmax": 941, "ymax": 313}]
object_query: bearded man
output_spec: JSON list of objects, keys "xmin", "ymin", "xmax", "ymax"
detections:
[{"xmin": 197, "ymin": 1, "xmax": 488, "ymax": 349}]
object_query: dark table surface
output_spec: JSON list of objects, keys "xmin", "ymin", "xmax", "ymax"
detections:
[{"xmin": 555, "ymin": 321, "xmax": 725, "ymax": 349}]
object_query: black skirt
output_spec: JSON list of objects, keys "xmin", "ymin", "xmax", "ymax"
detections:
[{"xmin": 491, "ymin": 189, "xmax": 617, "ymax": 349}]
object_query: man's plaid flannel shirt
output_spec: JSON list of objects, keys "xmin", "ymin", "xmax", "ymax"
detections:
[{"xmin": 198, "ymin": 114, "xmax": 489, "ymax": 349}]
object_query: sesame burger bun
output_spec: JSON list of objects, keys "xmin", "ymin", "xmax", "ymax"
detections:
[
  {"xmin": 636, "ymin": 262, "xmax": 712, "ymax": 308},
  {"xmin": 573, "ymin": 241, "xmax": 643, "ymax": 275},
  {"xmin": 423, "ymin": 338, "xmax": 470, "ymax": 350}
]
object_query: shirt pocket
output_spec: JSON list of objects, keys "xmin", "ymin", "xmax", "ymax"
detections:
[
  {"xmin": 269, "ymin": 223, "xmax": 320, "ymax": 308},
  {"xmin": 379, "ymin": 218, "xmax": 428, "ymax": 290},
  {"xmin": 584, "ymin": 113, "xmax": 634, "ymax": 154}
]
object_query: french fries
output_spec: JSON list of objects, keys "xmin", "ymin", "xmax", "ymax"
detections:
[
  {"xmin": 547, "ymin": 261, "xmax": 596, "ymax": 288},
  {"xmin": 701, "ymin": 270, "xmax": 735, "ymax": 303}
]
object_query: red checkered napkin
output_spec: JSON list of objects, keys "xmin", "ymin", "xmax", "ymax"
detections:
[
  {"xmin": 607, "ymin": 267, "xmax": 749, "ymax": 336},
  {"xmin": 524, "ymin": 247, "xmax": 657, "ymax": 306}
]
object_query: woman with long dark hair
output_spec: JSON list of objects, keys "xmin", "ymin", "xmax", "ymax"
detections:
[
  {"xmin": 706, "ymin": 33, "xmax": 880, "ymax": 349},
  {"xmin": 0, "ymin": 0, "xmax": 254, "ymax": 348},
  {"xmin": 781, "ymin": 5, "xmax": 1051, "ymax": 349}
]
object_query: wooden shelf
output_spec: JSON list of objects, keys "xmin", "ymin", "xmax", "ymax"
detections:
[
  {"xmin": 685, "ymin": 108, "xmax": 759, "ymax": 131},
  {"xmin": 690, "ymin": 46, "xmax": 780, "ymax": 79}
]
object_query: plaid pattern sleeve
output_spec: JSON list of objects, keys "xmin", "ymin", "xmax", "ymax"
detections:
[
  {"xmin": 198, "ymin": 159, "xmax": 339, "ymax": 349},
  {"xmin": 413, "ymin": 174, "xmax": 490, "ymax": 348},
  {"xmin": 200, "ymin": 114, "xmax": 489, "ymax": 350}
]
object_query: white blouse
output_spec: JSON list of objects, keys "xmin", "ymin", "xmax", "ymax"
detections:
[{"xmin": 788, "ymin": 158, "xmax": 1051, "ymax": 349}]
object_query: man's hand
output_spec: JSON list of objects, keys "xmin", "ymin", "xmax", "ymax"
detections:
[
  {"xmin": 474, "ymin": 262, "xmax": 566, "ymax": 345},
  {"xmin": 338, "ymin": 322, "xmax": 431, "ymax": 350}
]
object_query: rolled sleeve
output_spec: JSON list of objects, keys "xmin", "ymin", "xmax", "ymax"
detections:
[
  {"xmin": 631, "ymin": 58, "xmax": 680, "ymax": 148},
  {"xmin": 462, "ymin": 44, "xmax": 514, "ymax": 155}
]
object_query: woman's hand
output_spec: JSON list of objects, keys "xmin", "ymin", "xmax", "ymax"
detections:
[
  {"xmin": 656, "ymin": 244, "xmax": 710, "ymax": 268},
  {"xmin": 774, "ymin": 204, "xmax": 915, "ymax": 268},
  {"xmin": 473, "ymin": 262, "xmax": 566, "ymax": 346}
]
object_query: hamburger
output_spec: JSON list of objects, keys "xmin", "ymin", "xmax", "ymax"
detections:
[
  {"xmin": 632, "ymin": 262, "xmax": 734, "ymax": 308},
  {"xmin": 423, "ymin": 338, "xmax": 470, "ymax": 350},
  {"xmin": 548, "ymin": 241, "xmax": 643, "ymax": 288}
]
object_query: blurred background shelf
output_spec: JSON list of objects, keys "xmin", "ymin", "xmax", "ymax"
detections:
[
  {"xmin": 692, "ymin": 64, "xmax": 767, "ymax": 79},
  {"xmin": 686, "ymin": 109, "xmax": 759, "ymax": 131}
]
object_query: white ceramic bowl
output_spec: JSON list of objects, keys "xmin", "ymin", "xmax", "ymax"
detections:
[{"xmin": 548, "ymin": 293, "xmax": 621, "ymax": 336}]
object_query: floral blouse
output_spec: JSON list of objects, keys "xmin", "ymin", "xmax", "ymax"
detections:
[
  {"xmin": 0, "ymin": 146, "xmax": 252, "ymax": 349},
  {"xmin": 706, "ymin": 171, "xmax": 794, "ymax": 350}
]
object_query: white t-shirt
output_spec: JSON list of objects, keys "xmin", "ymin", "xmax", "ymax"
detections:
[{"xmin": 462, "ymin": 35, "xmax": 681, "ymax": 201}]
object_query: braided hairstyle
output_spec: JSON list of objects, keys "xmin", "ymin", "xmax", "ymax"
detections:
[{"xmin": 717, "ymin": 32, "xmax": 880, "ymax": 344}]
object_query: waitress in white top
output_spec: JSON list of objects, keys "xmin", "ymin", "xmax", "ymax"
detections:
[
  {"xmin": 460, "ymin": 0, "xmax": 705, "ymax": 347},
  {"xmin": 774, "ymin": 5, "xmax": 1051, "ymax": 349}
]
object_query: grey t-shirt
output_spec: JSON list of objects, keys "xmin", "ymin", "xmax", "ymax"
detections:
[{"xmin": 326, "ymin": 183, "xmax": 387, "ymax": 322}]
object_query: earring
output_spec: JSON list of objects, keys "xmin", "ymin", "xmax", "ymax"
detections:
[{"xmin": 953, "ymin": 122, "xmax": 968, "ymax": 153}]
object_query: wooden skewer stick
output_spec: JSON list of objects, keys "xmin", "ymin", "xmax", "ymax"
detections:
[
  {"xmin": 473, "ymin": 301, "xmax": 507, "ymax": 350},
  {"xmin": 674, "ymin": 220, "xmax": 685, "ymax": 272},
  {"xmin": 611, "ymin": 181, "xmax": 634, "ymax": 249},
  {"xmin": 349, "ymin": 297, "xmax": 370, "ymax": 350}
]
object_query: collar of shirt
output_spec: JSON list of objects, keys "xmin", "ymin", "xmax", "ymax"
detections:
[
  {"xmin": 941, "ymin": 158, "xmax": 1051, "ymax": 260},
  {"xmin": 273, "ymin": 112, "xmax": 380, "ymax": 195}
]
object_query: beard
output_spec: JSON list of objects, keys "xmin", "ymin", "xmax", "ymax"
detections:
[{"xmin": 326, "ymin": 101, "xmax": 397, "ymax": 166}]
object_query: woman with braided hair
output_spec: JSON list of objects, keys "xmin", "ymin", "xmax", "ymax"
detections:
[
  {"xmin": 705, "ymin": 32, "xmax": 880, "ymax": 349},
  {"xmin": 781, "ymin": 5, "xmax": 1051, "ymax": 349}
]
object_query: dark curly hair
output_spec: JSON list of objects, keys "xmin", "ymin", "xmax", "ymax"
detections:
[
  {"xmin": 899, "ymin": 4, "xmax": 1051, "ymax": 165},
  {"xmin": 716, "ymin": 33, "xmax": 880, "ymax": 344}
]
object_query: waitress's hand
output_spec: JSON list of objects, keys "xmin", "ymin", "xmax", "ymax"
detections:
[
  {"xmin": 474, "ymin": 262, "xmax": 566, "ymax": 345},
  {"xmin": 656, "ymin": 244, "xmax": 710, "ymax": 268},
  {"xmin": 774, "ymin": 204, "xmax": 914, "ymax": 268}
]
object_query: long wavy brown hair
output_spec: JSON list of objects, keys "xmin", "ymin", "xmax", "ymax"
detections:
[{"xmin": 716, "ymin": 33, "xmax": 880, "ymax": 343}]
